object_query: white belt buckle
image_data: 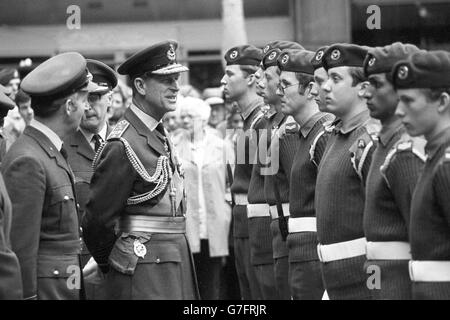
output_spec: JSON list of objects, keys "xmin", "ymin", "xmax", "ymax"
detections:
[{"xmin": 317, "ymin": 244, "xmax": 323, "ymax": 262}]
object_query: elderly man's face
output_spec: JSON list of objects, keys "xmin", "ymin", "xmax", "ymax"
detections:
[
  {"xmin": 143, "ymin": 73, "xmax": 180, "ymax": 117},
  {"xmin": 81, "ymin": 91, "xmax": 111, "ymax": 133}
]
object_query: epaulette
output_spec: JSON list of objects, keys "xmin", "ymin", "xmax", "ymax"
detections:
[
  {"xmin": 323, "ymin": 119, "xmax": 336, "ymax": 133},
  {"xmin": 107, "ymin": 120, "xmax": 130, "ymax": 140},
  {"xmin": 380, "ymin": 134, "xmax": 426, "ymax": 188},
  {"xmin": 349, "ymin": 120, "xmax": 380, "ymax": 180},
  {"xmin": 250, "ymin": 111, "xmax": 265, "ymax": 130},
  {"xmin": 309, "ymin": 129, "xmax": 327, "ymax": 167},
  {"xmin": 276, "ymin": 116, "xmax": 299, "ymax": 139}
]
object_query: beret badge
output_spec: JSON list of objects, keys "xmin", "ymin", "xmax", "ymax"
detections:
[
  {"xmin": 268, "ymin": 51, "xmax": 277, "ymax": 61},
  {"xmin": 397, "ymin": 65, "xmax": 409, "ymax": 80},
  {"xmin": 263, "ymin": 45, "xmax": 270, "ymax": 54},
  {"xmin": 315, "ymin": 50, "xmax": 324, "ymax": 61},
  {"xmin": 331, "ymin": 49, "xmax": 341, "ymax": 61},
  {"xmin": 368, "ymin": 57, "xmax": 376, "ymax": 67},
  {"xmin": 281, "ymin": 54, "xmax": 289, "ymax": 65},
  {"xmin": 167, "ymin": 44, "xmax": 176, "ymax": 61},
  {"xmin": 229, "ymin": 50, "xmax": 238, "ymax": 59}
]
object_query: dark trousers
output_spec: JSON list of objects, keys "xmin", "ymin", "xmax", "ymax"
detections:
[
  {"xmin": 320, "ymin": 255, "xmax": 371, "ymax": 300},
  {"xmin": 289, "ymin": 260, "xmax": 324, "ymax": 300},
  {"xmin": 234, "ymin": 237, "xmax": 262, "ymax": 299},
  {"xmin": 413, "ymin": 282, "xmax": 450, "ymax": 300},
  {"xmin": 364, "ymin": 259, "xmax": 412, "ymax": 300},
  {"xmin": 193, "ymin": 240, "xmax": 222, "ymax": 300}
]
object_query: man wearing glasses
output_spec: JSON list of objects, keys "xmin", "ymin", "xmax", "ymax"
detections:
[{"xmin": 63, "ymin": 59, "xmax": 117, "ymax": 299}]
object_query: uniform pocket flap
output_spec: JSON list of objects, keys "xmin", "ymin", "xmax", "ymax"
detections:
[
  {"xmin": 139, "ymin": 242, "xmax": 182, "ymax": 264},
  {"xmin": 37, "ymin": 255, "xmax": 79, "ymax": 278},
  {"xmin": 49, "ymin": 185, "xmax": 75, "ymax": 205}
]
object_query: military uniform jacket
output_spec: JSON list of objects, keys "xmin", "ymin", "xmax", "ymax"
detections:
[
  {"xmin": 0, "ymin": 173, "xmax": 23, "ymax": 299},
  {"xmin": 364, "ymin": 120, "xmax": 425, "ymax": 242},
  {"xmin": 83, "ymin": 107, "xmax": 185, "ymax": 268},
  {"xmin": 2, "ymin": 126, "xmax": 81, "ymax": 300},
  {"xmin": 410, "ymin": 127, "xmax": 450, "ymax": 261},
  {"xmin": 315, "ymin": 110, "xmax": 380, "ymax": 245},
  {"xmin": 64, "ymin": 126, "xmax": 111, "ymax": 263}
]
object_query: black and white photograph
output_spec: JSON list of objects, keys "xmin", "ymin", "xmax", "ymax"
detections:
[{"xmin": 0, "ymin": 0, "xmax": 449, "ymax": 306}]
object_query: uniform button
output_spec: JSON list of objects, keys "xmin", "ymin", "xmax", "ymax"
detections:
[
  {"xmin": 156, "ymin": 258, "xmax": 160, "ymax": 264},
  {"xmin": 63, "ymin": 195, "xmax": 70, "ymax": 201},
  {"xmin": 53, "ymin": 269, "xmax": 60, "ymax": 276},
  {"xmin": 77, "ymin": 203, "xmax": 80, "ymax": 209}
]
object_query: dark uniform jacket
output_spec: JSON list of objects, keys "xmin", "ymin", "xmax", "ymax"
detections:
[
  {"xmin": 64, "ymin": 126, "xmax": 111, "ymax": 266},
  {"xmin": 0, "ymin": 172, "xmax": 23, "ymax": 299},
  {"xmin": 2, "ymin": 126, "xmax": 81, "ymax": 300},
  {"xmin": 83, "ymin": 107, "xmax": 197, "ymax": 299}
]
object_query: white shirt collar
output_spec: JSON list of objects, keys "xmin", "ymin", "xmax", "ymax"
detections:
[
  {"xmin": 80, "ymin": 122, "xmax": 108, "ymax": 145},
  {"xmin": 130, "ymin": 104, "xmax": 160, "ymax": 132},
  {"xmin": 29, "ymin": 119, "xmax": 63, "ymax": 151}
]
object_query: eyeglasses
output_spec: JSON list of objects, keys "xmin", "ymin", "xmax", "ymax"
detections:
[
  {"xmin": 87, "ymin": 92, "xmax": 105, "ymax": 104},
  {"xmin": 278, "ymin": 82, "xmax": 299, "ymax": 94}
]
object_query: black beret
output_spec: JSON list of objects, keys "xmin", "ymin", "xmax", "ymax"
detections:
[
  {"xmin": 311, "ymin": 46, "xmax": 329, "ymax": 70},
  {"xmin": 0, "ymin": 68, "xmax": 19, "ymax": 86},
  {"xmin": 224, "ymin": 45, "xmax": 263, "ymax": 66},
  {"xmin": 21, "ymin": 52, "xmax": 100, "ymax": 100},
  {"xmin": 277, "ymin": 50, "xmax": 315, "ymax": 75},
  {"xmin": 0, "ymin": 84, "xmax": 16, "ymax": 115},
  {"xmin": 262, "ymin": 41, "xmax": 304, "ymax": 70},
  {"xmin": 322, "ymin": 44, "xmax": 369, "ymax": 71},
  {"xmin": 364, "ymin": 42, "xmax": 421, "ymax": 78},
  {"xmin": 392, "ymin": 50, "xmax": 450, "ymax": 89},
  {"xmin": 87, "ymin": 59, "xmax": 118, "ymax": 92},
  {"xmin": 117, "ymin": 40, "xmax": 188, "ymax": 77},
  {"xmin": 262, "ymin": 41, "xmax": 304, "ymax": 55}
]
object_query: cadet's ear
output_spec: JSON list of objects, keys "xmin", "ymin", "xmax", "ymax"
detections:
[
  {"xmin": 134, "ymin": 77, "xmax": 147, "ymax": 95},
  {"xmin": 437, "ymin": 92, "xmax": 450, "ymax": 114},
  {"xmin": 65, "ymin": 97, "xmax": 75, "ymax": 116},
  {"xmin": 247, "ymin": 73, "xmax": 256, "ymax": 87},
  {"xmin": 358, "ymin": 81, "xmax": 370, "ymax": 98},
  {"xmin": 306, "ymin": 82, "xmax": 315, "ymax": 100}
]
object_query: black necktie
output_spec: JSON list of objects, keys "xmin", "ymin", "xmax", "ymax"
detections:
[
  {"xmin": 60, "ymin": 145, "xmax": 68, "ymax": 160},
  {"xmin": 92, "ymin": 134, "xmax": 102, "ymax": 152},
  {"xmin": 156, "ymin": 123, "xmax": 166, "ymax": 137}
]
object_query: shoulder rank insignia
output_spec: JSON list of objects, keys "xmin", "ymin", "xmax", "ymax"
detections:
[
  {"xmin": 380, "ymin": 134, "xmax": 426, "ymax": 188},
  {"xmin": 323, "ymin": 120, "xmax": 336, "ymax": 133},
  {"xmin": 349, "ymin": 129, "xmax": 378, "ymax": 180},
  {"xmin": 277, "ymin": 116, "xmax": 299, "ymax": 139},
  {"xmin": 107, "ymin": 119, "xmax": 130, "ymax": 140}
]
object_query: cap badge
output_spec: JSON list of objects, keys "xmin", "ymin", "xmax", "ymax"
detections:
[
  {"xmin": 397, "ymin": 65, "xmax": 409, "ymax": 80},
  {"xmin": 315, "ymin": 50, "xmax": 324, "ymax": 61},
  {"xmin": 281, "ymin": 54, "xmax": 289, "ymax": 65},
  {"xmin": 167, "ymin": 44, "xmax": 176, "ymax": 61},
  {"xmin": 368, "ymin": 57, "xmax": 376, "ymax": 67},
  {"xmin": 331, "ymin": 49, "xmax": 341, "ymax": 61},
  {"xmin": 229, "ymin": 50, "xmax": 238, "ymax": 60},
  {"xmin": 268, "ymin": 51, "xmax": 277, "ymax": 61},
  {"xmin": 263, "ymin": 45, "xmax": 270, "ymax": 54}
]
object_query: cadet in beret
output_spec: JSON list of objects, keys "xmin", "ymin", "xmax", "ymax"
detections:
[
  {"xmin": 276, "ymin": 49, "xmax": 333, "ymax": 299},
  {"xmin": 83, "ymin": 40, "xmax": 198, "ymax": 300},
  {"xmin": 315, "ymin": 44, "xmax": 380, "ymax": 300},
  {"xmin": 251, "ymin": 41, "xmax": 303, "ymax": 300},
  {"xmin": 362, "ymin": 43, "xmax": 425, "ymax": 300},
  {"xmin": 310, "ymin": 46, "xmax": 331, "ymax": 113},
  {"xmin": 393, "ymin": 50, "xmax": 450, "ymax": 300},
  {"xmin": 2, "ymin": 52, "xmax": 99, "ymax": 300},
  {"xmin": 0, "ymin": 88, "xmax": 23, "ymax": 300},
  {"xmin": 63, "ymin": 59, "xmax": 117, "ymax": 299},
  {"xmin": 221, "ymin": 44, "xmax": 265, "ymax": 300},
  {"xmin": 0, "ymin": 85, "xmax": 16, "ymax": 163},
  {"xmin": 0, "ymin": 68, "xmax": 20, "ymax": 100}
]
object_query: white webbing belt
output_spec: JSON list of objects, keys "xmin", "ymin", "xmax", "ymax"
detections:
[
  {"xmin": 247, "ymin": 203, "xmax": 270, "ymax": 218},
  {"xmin": 288, "ymin": 217, "xmax": 317, "ymax": 233},
  {"xmin": 269, "ymin": 204, "xmax": 290, "ymax": 220},
  {"xmin": 366, "ymin": 241, "xmax": 411, "ymax": 260},
  {"xmin": 317, "ymin": 237, "xmax": 367, "ymax": 263},
  {"xmin": 234, "ymin": 194, "xmax": 248, "ymax": 205},
  {"xmin": 409, "ymin": 261, "xmax": 450, "ymax": 282}
]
